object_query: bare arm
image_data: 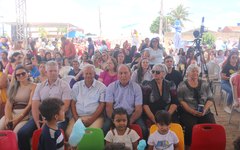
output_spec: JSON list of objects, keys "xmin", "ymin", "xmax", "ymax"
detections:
[
  {"xmin": 106, "ymin": 102, "xmax": 113, "ymax": 118},
  {"xmin": 0, "ymin": 72, "xmax": 8, "ymax": 88},
  {"xmin": 130, "ymin": 105, "xmax": 142, "ymax": 124},
  {"xmin": 71, "ymin": 100, "xmax": 78, "ymax": 121},
  {"xmin": 132, "ymin": 141, "xmax": 138, "ymax": 150},
  {"xmin": 174, "ymin": 143, "xmax": 179, "ymax": 150},
  {"xmin": 87, "ymin": 102, "xmax": 105, "ymax": 125},
  {"xmin": 143, "ymin": 105, "xmax": 156, "ymax": 123},
  {"xmin": 168, "ymin": 104, "xmax": 178, "ymax": 115},
  {"xmin": 221, "ymin": 73, "xmax": 230, "ymax": 80},
  {"xmin": 32, "ymin": 100, "xmax": 41, "ymax": 129},
  {"xmin": 63, "ymin": 99, "xmax": 71, "ymax": 113},
  {"xmin": 148, "ymin": 145, "xmax": 154, "ymax": 150}
]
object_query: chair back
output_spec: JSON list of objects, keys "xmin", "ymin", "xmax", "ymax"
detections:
[
  {"xmin": 150, "ymin": 123, "xmax": 184, "ymax": 150},
  {"xmin": 0, "ymin": 130, "xmax": 18, "ymax": 150},
  {"xmin": 206, "ymin": 62, "xmax": 221, "ymax": 81},
  {"xmin": 129, "ymin": 124, "xmax": 143, "ymax": 140},
  {"xmin": 190, "ymin": 124, "xmax": 226, "ymax": 150},
  {"xmin": 77, "ymin": 128, "xmax": 104, "ymax": 150},
  {"xmin": 32, "ymin": 129, "xmax": 42, "ymax": 150}
]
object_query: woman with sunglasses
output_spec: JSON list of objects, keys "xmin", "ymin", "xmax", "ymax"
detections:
[
  {"xmin": 148, "ymin": 38, "xmax": 167, "ymax": 68},
  {"xmin": 0, "ymin": 65, "xmax": 36, "ymax": 133},
  {"xmin": 142, "ymin": 64, "xmax": 178, "ymax": 128}
]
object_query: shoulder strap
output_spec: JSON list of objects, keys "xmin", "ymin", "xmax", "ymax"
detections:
[
  {"xmin": 127, "ymin": 128, "xmax": 132, "ymax": 135},
  {"xmin": 111, "ymin": 129, "xmax": 115, "ymax": 136}
]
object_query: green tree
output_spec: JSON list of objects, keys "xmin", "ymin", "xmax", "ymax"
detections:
[
  {"xmin": 57, "ymin": 27, "xmax": 67, "ymax": 36},
  {"xmin": 202, "ymin": 32, "xmax": 216, "ymax": 47},
  {"xmin": 150, "ymin": 16, "xmax": 173, "ymax": 34},
  {"xmin": 38, "ymin": 27, "xmax": 48, "ymax": 38},
  {"xmin": 150, "ymin": 4, "xmax": 190, "ymax": 33},
  {"xmin": 168, "ymin": 4, "xmax": 190, "ymax": 27}
]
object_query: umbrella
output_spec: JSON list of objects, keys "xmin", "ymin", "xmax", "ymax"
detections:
[{"xmin": 64, "ymin": 31, "xmax": 85, "ymax": 38}]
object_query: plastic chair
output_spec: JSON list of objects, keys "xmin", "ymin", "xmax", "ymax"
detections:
[
  {"xmin": 32, "ymin": 128, "xmax": 65, "ymax": 150},
  {"xmin": 229, "ymin": 73, "xmax": 240, "ymax": 130},
  {"xmin": 0, "ymin": 130, "xmax": 18, "ymax": 150},
  {"xmin": 190, "ymin": 124, "xmax": 226, "ymax": 150},
  {"xmin": 32, "ymin": 129, "xmax": 42, "ymax": 150},
  {"xmin": 77, "ymin": 128, "xmax": 104, "ymax": 150},
  {"xmin": 129, "ymin": 124, "xmax": 143, "ymax": 140},
  {"xmin": 150, "ymin": 123, "xmax": 184, "ymax": 150}
]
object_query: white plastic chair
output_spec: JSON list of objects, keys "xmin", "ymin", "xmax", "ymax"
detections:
[{"xmin": 229, "ymin": 73, "xmax": 240, "ymax": 130}]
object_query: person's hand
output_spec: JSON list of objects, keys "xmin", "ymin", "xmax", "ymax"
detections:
[
  {"xmin": 192, "ymin": 110, "xmax": 203, "ymax": 117},
  {"xmin": 81, "ymin": 117, "xmax": 93, "ymax": 127}
]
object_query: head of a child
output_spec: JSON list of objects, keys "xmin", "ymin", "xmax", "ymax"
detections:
[
  {"xmin": 111, "ymin": 107, "xmax": 129, "ymax": 132},
  {"xmin": 39, "ymin": 98, "xmax": 65, "ymax": 123},
  {"xmin": 155, "ymin": 110, "xmax": 171, "ymax": 135}
]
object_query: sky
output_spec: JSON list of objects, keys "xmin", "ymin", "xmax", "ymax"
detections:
[{"xmin": 0, "ymin": 0, "xmax": 239, "ymax": 38}]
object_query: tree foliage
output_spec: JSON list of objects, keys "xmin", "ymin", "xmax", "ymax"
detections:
[
  {"xmin": 150, "ymin": 4, "xmax": 190, "ymax": 33},
  {"xmin": 202, "ymin": 32, "xmax": 216, "ymax": 47},
  {"xmin": 38, "ymin": 27, "xmax": 48, "ymax": 38}
]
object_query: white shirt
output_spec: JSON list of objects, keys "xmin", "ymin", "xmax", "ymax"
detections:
[
  {"xmin": 71, "ymin": 79, "xmax": 106, "ymax": 116},
  {"xmin": 105, "ymin": 128, "xmax": 140, "ymax": 150},
  {"xmin": 149, "ymin": 48, "xmax": 164, "ymax": 65},
  {"xmin": 148, "ymin": 130, "xmax": 179, "ymax": 150}
]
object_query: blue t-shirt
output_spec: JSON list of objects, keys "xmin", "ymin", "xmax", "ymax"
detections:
[{"xmin": 38, "ymin": 125, "xmax": 64, "ymax": 150}]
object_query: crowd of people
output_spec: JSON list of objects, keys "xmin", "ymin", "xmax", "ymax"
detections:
[{"xmin": 0, "ymin": 35, "xmax": 240, "ymax": 150}]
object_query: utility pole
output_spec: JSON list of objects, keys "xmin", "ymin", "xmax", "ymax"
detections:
[{"xmin": 159, "ymin": 0, "xmax": 163, "ymax": 40}]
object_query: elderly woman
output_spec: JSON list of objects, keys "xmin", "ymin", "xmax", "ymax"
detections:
[
  {"xmin": 142, "ymin": 64, "xmax": 178, "ymax": 128},
  {"xmin": 0, "ymin": 65, "xmax": 36, "ymax": 133},
  {"xmin": 177, "ymin": 64, "xmax": 215, "ymax": 149}
]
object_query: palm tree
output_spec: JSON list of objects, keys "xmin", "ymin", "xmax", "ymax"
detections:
[{"xmin": 168, "ymin": 4, "xmax": 190, "ymax": 27}]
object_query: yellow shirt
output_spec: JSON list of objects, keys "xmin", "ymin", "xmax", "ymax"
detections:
[{"xmin": 0, "ymin": 72, "xmax": 8, "ymax": 103}]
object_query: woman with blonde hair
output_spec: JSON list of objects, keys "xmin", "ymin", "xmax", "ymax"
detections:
[{"xmin": 0, "ymin": 65, "xmax": 36, "ymax": 133}]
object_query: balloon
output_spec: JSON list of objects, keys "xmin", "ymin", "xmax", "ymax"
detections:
[
  {"xmin": 137, "ymin": 139, "xmax": 147, "ymax": 150},
  {"xmin": 69, "ymin": 119, "xmax": 86, "ymax": 147}
]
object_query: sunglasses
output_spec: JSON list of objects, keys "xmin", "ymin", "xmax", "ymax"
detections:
[
  {"xmin": 151, "ymin": 70, "xmax": 161, "ymax": 74},
  {"xmin": 16, "ymin": 72, "xmax": 27, "ymax": 77}
]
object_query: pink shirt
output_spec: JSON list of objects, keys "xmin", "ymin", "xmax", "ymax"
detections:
[
  {"xmin": 99, "ymin": 70, "xmax": 117, "ymax": 86},
  {"xmin": 232, "ymin": 74, "xmax": 240, "ymax": 98}
]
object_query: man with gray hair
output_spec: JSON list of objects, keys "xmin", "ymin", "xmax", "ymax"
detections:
[
  {"xmin": 66, "ymin": 64, "xmax": 106, "ymax": 137},
  {"xmin": 18, "ymin": 61, "xmax": 72, "ymax": 150},
  {"xmin": 103, "ymin": 64, "xmax": 147, "ymax": 139}
]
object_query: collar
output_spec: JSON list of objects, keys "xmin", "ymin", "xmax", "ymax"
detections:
[
  {"xmin": 45, "ymin": 78, "xmax": 60, "ymax": 86},
  {"xmin": 117, "ymin": 80, "xmax": 131, "ymax": 88},
  {"xmin": 83, "ymin": 79, "xmax": 96, "ymax": 88}
]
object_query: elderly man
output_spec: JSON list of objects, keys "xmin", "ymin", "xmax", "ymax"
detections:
[
  {"xmin": 103, "ymin": 64, "xmax": 147, "ymax": 139},
  {"xmin": 66, "ymin": 64, "xmax": 106, "ymax": 137},
  {"xmin": 17, "ymin": 61, "xmax": 72, "ymax": 150}
]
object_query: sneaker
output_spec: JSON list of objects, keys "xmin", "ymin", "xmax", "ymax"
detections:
[
  {"xmin": 234, "ymin": 107, "xmax": 240, "ymax": 113},
  {"xmin": 224, "ymin": 106, "xmax": 231, "ymax": 114}
]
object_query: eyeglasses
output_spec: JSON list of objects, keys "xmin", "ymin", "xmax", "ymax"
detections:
[
  {"xmin": 151, "ymin": 70, "xmax": 161, "ymax": 74},
  {"xmin": 16, "ymin": 72, "xmax": 27, "ymax": 77}
]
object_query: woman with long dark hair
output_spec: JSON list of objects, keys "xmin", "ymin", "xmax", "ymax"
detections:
[
  {"xmin": 221, "ymin": 51, "xmax": 239, "ymax": 113},
  {"xmin": 0, "ymin": 65, "xmax": 36, "ymax": 133},
  {"xmin": 131, "ymin": 58, "xmax": 152, "ymax": 84}
]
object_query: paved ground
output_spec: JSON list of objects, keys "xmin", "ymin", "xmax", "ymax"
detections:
[{"xmin": 212, "ymin": 94, "xmax": 240, "ymax": 150}]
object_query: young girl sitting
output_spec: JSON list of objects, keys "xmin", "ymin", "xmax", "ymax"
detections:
[
  {"xmin": 148, "ymin": 110, "xmax": 179, "ymax": 150},
  {"xmin": 105, "ymin": 107, "xmax": 140, "ymax": 150}
]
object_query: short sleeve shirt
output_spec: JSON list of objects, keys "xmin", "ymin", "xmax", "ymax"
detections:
[
  {"xmin": 148, "ymin": 130, "xmax": 179, "ymax": 150},
  {"xmin": 32, "ymin": 78, "xmax": 71, "ymax": 101},
  {"xmin": 105, "ymin": 80, "xmax": 143, "ymax": 115},
  {"xmin": 105, "ymin": 128, "xmax": 139, "ymax": 150}
]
